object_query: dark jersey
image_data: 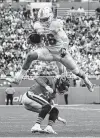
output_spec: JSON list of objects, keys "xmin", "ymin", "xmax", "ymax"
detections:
[{"xmin": 29, "ymin": 76, "xmax": 56, "ymax": 102}]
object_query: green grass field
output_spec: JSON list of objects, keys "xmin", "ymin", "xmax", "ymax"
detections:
[{"xmin": 0, "ymin": 104, "xmax": 100, "ymax": 137}]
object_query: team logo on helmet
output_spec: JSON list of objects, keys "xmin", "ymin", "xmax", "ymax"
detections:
[{"xmin": 38, "ymin": 7, "xmax": 53, "ymax": 21}]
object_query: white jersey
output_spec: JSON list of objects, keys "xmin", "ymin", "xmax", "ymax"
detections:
[{"xmin": 33, "ymin": 19, "xmax": 69, "ymax": 53}]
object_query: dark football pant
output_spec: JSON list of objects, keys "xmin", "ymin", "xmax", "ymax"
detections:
[{"xmin": 6, "ymin": 94, "xmax": 13, "ymax": 105}]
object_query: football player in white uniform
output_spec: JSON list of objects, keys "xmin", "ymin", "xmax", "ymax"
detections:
[{"xmin": 13, "ymin": 7, "xmax": 94, "ymax": 92}]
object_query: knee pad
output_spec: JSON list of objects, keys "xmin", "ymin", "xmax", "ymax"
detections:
[
  {"xmin": 39, "ymin": 104, "xmax": 51, "ymax": 119},
  {"xmin": 42, "ymin": 104, "xmax": 51, "ymax": 112},
  {"xmin": 49, "ymin": 107, "xmax": 59, "ymax": 122}
]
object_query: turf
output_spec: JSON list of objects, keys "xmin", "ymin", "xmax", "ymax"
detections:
[{"xmin": 0, "ymin": 104, "xmax": 100, "ymax": 137}]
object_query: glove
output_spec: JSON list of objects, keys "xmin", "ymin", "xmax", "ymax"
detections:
[
  {"xmin": 61, "ymin": 118, "xmax": 67, "ymax": 125},
  {"xmin": 45, "ymin": 86, "xmax": 53, "ymax": 93},
  {"xmin": 58, "ymin": 117, "xmax": 67, "ymax": 125},
  {"xmin": 60, "ymin": 48, "xmax": 66, "ymax": 58}
]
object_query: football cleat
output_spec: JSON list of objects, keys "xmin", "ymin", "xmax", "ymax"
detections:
[
  {"xmin": 6, "ymin": 77, "xmax": 21, "ymax": 85},
  {"xmin": 31, "ymin": 124, "xmax": 43, "ymax": 133},
  {"xmin": 84, "ymin": 78, "xmax": 94, "ymax": 92},
  {"xmin": 6, "ymin": 72, "xmax": 23, "ymax": 85},
  {"xmin": 44, "ymin": 125, "xmax": 57, "ymax": 134},
  {"xmin": 6, "ymin": 78, "xmax": 16, "ymax": 84}
]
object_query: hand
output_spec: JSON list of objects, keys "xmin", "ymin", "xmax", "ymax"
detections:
[
  {"xmin": 61, "ymin": 118, "xmax": 67, "ymax": 125},
  {"xmin": 60, "ymin": 48, "xmax": 66, "ymax": 58},
  {"xmin": 45, "ymin": 86, "xmax": 53, "ymax": 93},
  {"xmin": 58, "ymin": 117, "xmax": 67, "ymax": 125}
]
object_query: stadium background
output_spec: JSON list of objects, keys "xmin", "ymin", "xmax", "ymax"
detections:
[
  {"xmin": 1, "ymin": 1, "xmax": 100, "ymax": 137},
  {"xmin": 0, "ymin": 0, "xmax": 100, "ymax": 105}
]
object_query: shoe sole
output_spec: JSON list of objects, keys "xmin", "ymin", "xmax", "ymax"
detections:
[
  {"xmin": 32, "ymin": 130, "xmax": 57, "ymax": 134},
  {"xmin": 31, "ymin": 130, "xmax": 47, "ymax": 134},
  {"xmin": 43, "ymin": 130, "xmax": 57, "ymax": 134}
]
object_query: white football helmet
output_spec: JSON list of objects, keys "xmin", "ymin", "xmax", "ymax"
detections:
[{"xmin": 38, "ymin": 7, "xmax": 53, "ymax": 22}]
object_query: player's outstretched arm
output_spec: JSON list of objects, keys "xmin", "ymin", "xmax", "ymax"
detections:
[
  {"xmin": 35, "ymin": 77, "xmax": 53, "ymax": 93},
  {"xmin": 57, "ymin": 116, "xmax": 67, "ymax": 125}
]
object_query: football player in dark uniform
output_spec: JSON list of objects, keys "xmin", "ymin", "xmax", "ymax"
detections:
[{"xmin": 22, "ymin": 75, "xmax": 70, "ymax": 134}]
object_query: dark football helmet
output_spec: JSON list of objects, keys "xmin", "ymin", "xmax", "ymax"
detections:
[{"xmin": 55, "ymin": 76, "xmax": 70, "ymax": 94}]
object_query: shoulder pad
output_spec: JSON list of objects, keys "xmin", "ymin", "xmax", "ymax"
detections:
[
  {"xmin": 34, "ymin": 21, "xmax": 43, "ymax": 30},
  {"xmin": 50, "ymin": 19, "xmax": 64, "ymax": 32}
]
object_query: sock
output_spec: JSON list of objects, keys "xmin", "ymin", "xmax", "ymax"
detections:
[
  {"xmin": 36, "ymin": 104, "xmax": 51, "ymax": 125},
  {"xmin": 36, "ymin": 116, "xmax": 43, "ymax": 125},
  {"xmin": 48, "ymin": 120, "xmax": 54, "ymax": 126}
]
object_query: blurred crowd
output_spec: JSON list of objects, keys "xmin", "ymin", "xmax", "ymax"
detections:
[
  {"xmin": 0, "ymin": 3, "xmax": 100, "ymax": 78},
  {"xmin": 0, "ymin": 3, "xmax": 58, "ymax": 78},
  {"xmin": 64, "ymin": 10, "xmax": 100, "ymax": 77}
]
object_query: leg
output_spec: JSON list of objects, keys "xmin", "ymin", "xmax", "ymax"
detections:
[
  {"xmin": 44, "ymin": 107, "xmax": 59, "ymax": 134},
  {"xmin": 22, "ymin": 93, "xmax": 42, "ymax": 113},
  {"xmin": 22, "ymin": 92, "xmax": 52, "ymax": 132},
  {"xmin": 28, "ymin": 93, "xmax": 51, "ymax": 132},
  {"xmin": 22, "ymin": 48, "xmax": 53, "ymax": 70},
  {"xmin": 13, "ymin": 50, "xmax": 38, "ymax": 84},
  {"xmin": 31, "ymin": 104, "xmax": 51, "ymax": 133},
  {"xmin": 10, "ymin": 95, "xmax": 13, "ymax": 105},
  {"xmin": 60, "ymin": 52, "xmax": 94, "ymax": 92},
  {"xmin": 8, "ymin": 95, "xmax": 11, "ymax": 105},
  {"xmin": 64, "ymin": 94, "xmax": 68, "ymax": 104},
  {"xmin": 14, "ymin": 48, "xmax": 54, "ymax": 84},
  {"xmin": 6, "ymin": 95, "xmax": 9, "ymax": 105},
  {"xmin": 22, "ymin": 51, "xmax": 38, "ymax": 71}
]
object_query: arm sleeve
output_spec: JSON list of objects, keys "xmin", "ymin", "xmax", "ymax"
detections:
[{"xmin": 35, "ymin": 77, "xmax": 49, "ymax": 88}]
